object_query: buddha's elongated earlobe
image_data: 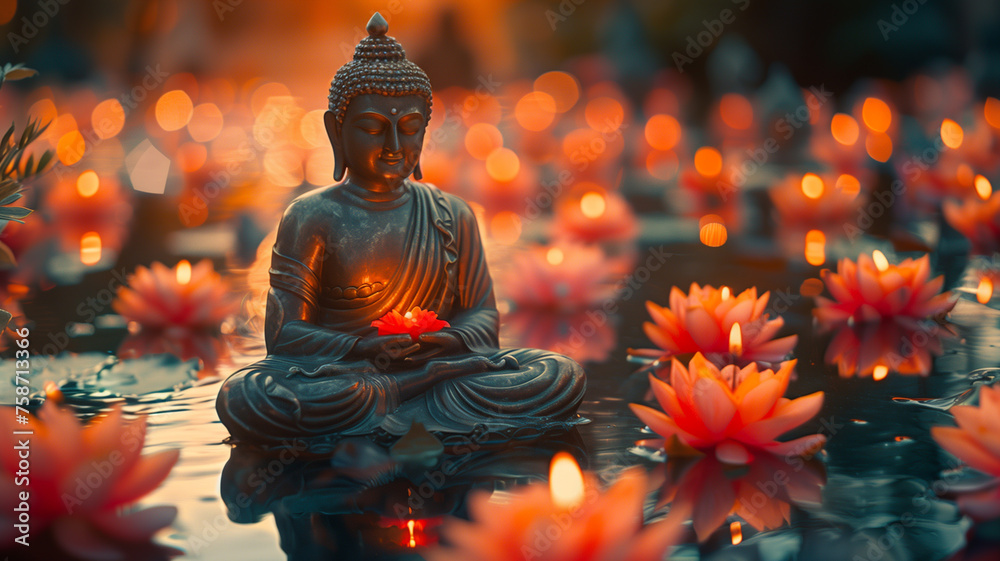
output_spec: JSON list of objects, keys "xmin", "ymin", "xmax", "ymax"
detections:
[
  {"xmin": 413, "ymin": 161, "xmax": 423, "ymax": 180},
  {"xmin": 324, "ymin": 110, "xmax": 346, "ymax": 181}
]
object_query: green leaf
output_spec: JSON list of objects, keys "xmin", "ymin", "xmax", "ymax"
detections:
[
  {"xmin": 0, "ymin": 206, "xmax": 31, "ymax": 220},
  {"xmin": 0, "ymin": 241, "xmax": 16, "ymax": 269},
  {"xmin": 3, "ymin": 66, "xmax": 37, "ymax": 81},
  {"xmin": 0, "ymin": 308, "xmax": 11, "ymax": 332},
  {"xmin": 35, "ymin": 150, "xmax": 52, "ymax": 174},
  {"xmin": 0, "ymin": 192, "xmax": 22, "ymax": 206},
  {"xmin": 1, "ymin": 123, "xmax": 14, "ymax": 150}
]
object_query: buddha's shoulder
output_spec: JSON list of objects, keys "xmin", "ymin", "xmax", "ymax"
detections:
[
  {"xmin": 280, "ymin": 186, "xmax": 344, "ymax": 222},
  {"xmin": 411, "ymin": 181, "xmax": 477, "ymax": 220}
]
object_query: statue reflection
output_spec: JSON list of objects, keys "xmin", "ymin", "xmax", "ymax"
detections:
[{"xmin": 220, "ymin": 430, "xmax": 586, "ymax": 560}]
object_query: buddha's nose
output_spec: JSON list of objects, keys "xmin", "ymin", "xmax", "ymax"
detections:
[{"xmin": 384, "ymin": 127, "xmax": 401, "ymax": 154}]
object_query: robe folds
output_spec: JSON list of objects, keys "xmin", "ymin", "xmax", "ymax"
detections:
[{"xmin": 217, "ymin": 181, "xmax": 585, "ymax": 443}]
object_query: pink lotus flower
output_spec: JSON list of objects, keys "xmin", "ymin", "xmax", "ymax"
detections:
[
  {"xmin": 823, "ymin": 318, "xmax": 954, "ymax": 378},
  {"xmin": 113, "ymin": 260, "xmax": 237, "ymax": 332},
  {"xmin": 495, "ymin": 243, "xmax": 622, "ymax": 311},
  {"xmin": 768, "ymin": 172, "xmax": 865, "ymax": 230},
  {"xmin": 813, "ymin": 253, "xmax": 957, "ymax": 327},
  {"xmin": 931, "ymin": 384, "xmax": 1000, "ymax": 520},
  {"xmin": 0, "ymin": 401, "xmax": 179, "ymax": 558},
  {"xmin": 631, "ymin": 283, "xmax": 798, "ymax": 366},
  {"xmin": 630, "ymin": 353, "xmax": 826, "ymax": 464},
  {"xmin": 943, "ymin": 191, "xmax": 1000, "ymax": 256},
  {"xmin": 372, "ymin": 307, "xmax": 450, "ymax": 341},
  {"xmin": 657, "ymin": 449, "xmax": 826, "ymax": 541},
  {"xmin": 426, "ymin": 454, "xmax": 682, "ymax": 561},
  {"xmin": 552, "ymin": 189, "xmax": 639, "ymax": 244}
]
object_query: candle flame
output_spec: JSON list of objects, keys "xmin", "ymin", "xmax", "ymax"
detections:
[
  {"xmin": 801, "ymin": 173, "xmax": 824, "ymax": 199},
  {"xmin": 546, "ymin": 247, "xmax": 565, "ymax": 266},
  {"xmin": 873, "ymin": 364, "xmax": 889, "ymax": 381},
  {"xmin": 977, "ymin": 277, "xmax": 994, "ymax": 304},
  {"xmin": 549, "ymin": 452, "xmax": 585, "ymax": 510},
  {"xmin": 404, "ymin": 310, "xmax": 413, "ymax": 319},
  {"xmin": 872, "ymin": 250, "xmax": 889, "ymax": 272},
  {"xmin": 975, "ymin": 175, "xmax": 993, "ymax": 200},
  {"xmin": 44, "ymin": 381, "xmax": 64, "ymax": 404},
  {"xmin": 805, "ymin": 229, "xmax": 826, "ymax": 266},
  {"xmin": 407, "ymin": 520, "xmax": 416, "ymax": 548},
  {"xmin": 729, "ymin": 323, "xmax": 743, "ymax": 357},
  {"xmin": 580, "ymin": 191, "xmax": 606, "ymax": 219},
  {"xmin": 80, "ymin": 232, "xmax": 102, "ymax": 265},
  {"xmin": 176, "ymin": 260, "xmax": 192, "ymax": 285},
  {"xmin": 720, "ymin": 286, "xmax": 731, "ymax": 300},
  {"xmin": 730, "ymin": 521, "xmax": 743, "ymax": 545}
]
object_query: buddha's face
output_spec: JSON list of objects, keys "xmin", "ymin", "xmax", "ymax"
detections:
[{"xmin": 330, "ymin": 93, "xmax": 428, "ymax": 192}]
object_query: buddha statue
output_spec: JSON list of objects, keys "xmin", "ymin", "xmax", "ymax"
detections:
[{"xmin": 216, "ymin": 13, "xmax": 586, "ymax": 445}]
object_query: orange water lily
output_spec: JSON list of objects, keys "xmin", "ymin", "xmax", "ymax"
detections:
[
  {"xmin": 372, "ymin": 306, "xmax": 450, "ymax": 341},
  {"xmin": 0, "ymin": 401, "xmax": 179, "ymax": 557},
  {"xmin": 632, "ymin": 283, "xmax": 797, "ymax": 365},
  {"xmin": 113, "ymin": 260, "xmax": 237, "ymax": 332},
  {"xmin": 943, "ymin": 191, "xmax": 1000, "ymax": 256},
  {"xmin": 931, "ymin": 384, "xmax": 1000, "ymax": 520},
  {"xmin": 630, "ymin": 353, "xmax": 826, "ymax": 464},
  {"xmin": 813, "ymin": 253, "xmax": 957, "ymax": 327}
]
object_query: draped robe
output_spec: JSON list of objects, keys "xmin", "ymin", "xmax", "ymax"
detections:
[{"xmin": 216, "ymin": 181, "xmax": 585, "ymax": 443}]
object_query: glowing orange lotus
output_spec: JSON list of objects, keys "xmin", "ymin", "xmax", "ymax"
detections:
[
  {"xmin": 814, "ymin": 253, "xmax": 956, "ymax": 327},
  {"xmin": 943, "ymin": 191, "xmax": 1000, "ymax": 256},
  {"xmin": 0, "ymin": 401, "xmax": 179, "ymax": 554},
  {"xmin": 931, "ymin": 384, "xmax": 1000, "ymax": 520},
  {"xmin": 632, "ymin": 283, "xmax": 798, "ymax": 365},
  {"xmin": 630, "ymin": 353, "xmax": 826, "ymax": 464},
  {"xmin": 372, "ymin": 307, "xmax": 450, "ymax": 341},
  {"xmin": 113, "ymin": 260, "xmax": 237, "ymax": 332},
  {"xmin": 823, "ymin": 318, "xmax": 954, "ymax": 379},
  {"xmin": 426, "ymin": 454, "xmax": 682, "ymax": 561}
]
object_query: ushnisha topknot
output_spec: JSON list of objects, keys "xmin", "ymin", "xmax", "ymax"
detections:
[{"xmin": 328, "ymin": 12, "xmax": 433, "ymax": 125}]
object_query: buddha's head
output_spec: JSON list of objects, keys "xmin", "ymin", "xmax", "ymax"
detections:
[{"xmin": 325, "ymin": 13, "xmax": 433, "ymax": 192}]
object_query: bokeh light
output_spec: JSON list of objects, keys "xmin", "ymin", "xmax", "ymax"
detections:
[
  {"xmin": 693, "ymin": 147, "xmax": 722, "ymax": 177},
  {"xmin": 940, "ymin": 118, "xmax": 964, "ymax": 149},
  {"xmin": 584, "ymin": 97, "xmax": 624, "ymax": 133},
  {"xmin": 485, "ymin": 147, "xmax": 520, "ymax": 182},
  {"xmin": 644, "ymin": 114, "xmax": 681, "ymax": 151},
  {"xmin": 515, "ymin": 91, "xmax": 557, "ymax": 131},
  {"xmin": 156, "ymin": 90, "xmax": 194, "ymax": 132},
  {"xmin": 801, "ymin": 173, "xmax": 824, "ymax": 199},
  {"xmin": 719, "ymin": 94, "xmax": 753, "ymax": 130},
  {"xmin": 830, "ymin": 113, "xmax": 859, "ymax": 145},
  {"xmin": 188, "ymin": 103, "xmax": 224, "ymax": 143},
  {"xmin": 76, "ymin": 170, "xmax": 100, "ymax": 198},
  {"xmin": 465, "ymin": 123, "xmax": 504, "ymax": 160},
  {"xmin": 862, "ymin": 97, "xmax": 892, "ymax": 132},
  {"xmin": 91, "ymin": 99, "xmax": 126, "ymax": 140}
]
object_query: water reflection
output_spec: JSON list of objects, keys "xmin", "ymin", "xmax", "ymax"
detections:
[
  {"xmin": 822, "ymin": 318, "xmax": 955, "ymax": 379},
  {"xmin": 219, "ymin": 431, "xmax": 586, "ymax": 559}
]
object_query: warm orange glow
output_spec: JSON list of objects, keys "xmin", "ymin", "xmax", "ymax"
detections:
[
  {"xmin": 407, "ymin": 520, "xmax": 416, "ymax": 548},
  {"xmin": 490, "ymin": 212, "xmax": 522, "ymax": 245},
  {"xmin": 977, "ymin": 277, "xmax": 994, "ymax": 304},
  {"xmin": 91, "ymin": 99, "xmax": 126, "ymax": 140},
  {"xmin": 580, "ymin": 191, "xmax": 607, "ymax": 219},
  {"xmin": 943, "ymin": 117, "xmax": 970, "ymax": 151},
  {"xmin": 76, "ymin": 170, "xmax": 100, "ymax": 198},
  {"xmin": 485, "ymin": 148, "xmax": 520, "ymax": 182},
  {"xmin": 177, "ymin": 142, "xmax": 208, "ymax": 172},
  {"xmin": 872, "ymin": 250, "xmax": 889, "ymax": 272},
  {"xmin": 940, "ymin": 119, "xmax": 964, "ymax": 149},
  {"xmin": 865, "ymin": 132, "xmax": 893, "ymax": 162},
  {"xmin": 700, "ymin": 221, "xmax": 728, "ymax": 247},
  {"xmin": 546, "ymin": 247, "xmax": 565, "ymax": 266},
  {"xmin": 800, "ymin": 278, "xmax": 826, "ymax": 297},
  {"xmin": 836, "ymin": 174, "xmax": 861, "ymax": 198},
  {"xmin": 0, "ymin": 0, "xmax": 16, "ymax": 25},
  {"xmin": 694, "ymin": 147, "xmax": 723, "ymax": 177},
  {"xmin": 57, "ymin": 131, "xmax": 85, "ymax": 166},
  {"xmin": 645, "ymin": 114, "xmax": 682, "ymax": 151},
  {"xmin": 249, "ymin": 81, "xmax": 291, "ymax": 116},
  {"xmin": 534, "ymin": 71, "xmax": 580, "ymax": 113},
  {"xmin": 549, "ymin": 452, "xmax": 585, "ymax": 510},
  {"xmin": 156, "ymin": 90, "xmax": 194, "ymax": 132},
  {"xmin": 176, "ymin": 260, "xmax": 192, "ymax": 285},
  {"xmin": 721, "ymin": 286, "xmax": 731, "ymax": 300},
  {"xmin": 584, "ymin": 97, "xmax": 624, "ymax": 133},
  {"xmin": 80, "ymin": 232, "xmax": 102, "ymax": 265},
  {"xmin": 465, "ymin": 123, "xmax": 503, "ymax": 160},
  {"xmin": 975, "ymin": 174, "xmax": 993, "ymax": 200},
  {"xmin": 729, "ymin": 323, "xmax": 743, "ymax": 357},
  {"xmin": 830, "ymin": 113, "xmax": 860, "ymax": 146},
  {"xmin": 188, "ymin": 103, "xmax": 224, "ymax": 142},
  {"xmin": 299, "ymin": 109, "xmax": 327, "ymax": 148},
  {"xmin": 800, "ymin": 173, "xmax": 824, "ymax": 199},
  {"xmin": 515, "ymin": 91, "xmax": 557, "ymax": 131},
  {"xmin": 986, "ymin": 97, "xmax": 1000, "ymax": 129},
  {"xmin": 719, "ymin": 93, "xmax": 753, "ymax": 130},
  {"xmin": 805, "ymin": 230, "xmax": 826, "ymax": 266},
  {"xmin": 730, "ymin": 521, "xmax": 743, "ymax": 545},
  {"xmin": 862, "ymin": 97, "xmax": 892, "ymax": 132},
  {"xmin": 873, "ymin": 364, "xmax": 889, "ymax": 381}
]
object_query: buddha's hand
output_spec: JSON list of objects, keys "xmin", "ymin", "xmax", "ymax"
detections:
[
  {"xmin": 405, "ymin": 331, "xmax": 465, "ymax": 363},
  {"xmin": 350, "ymin": 334, "xmax": 420, "ymax": 363}
]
